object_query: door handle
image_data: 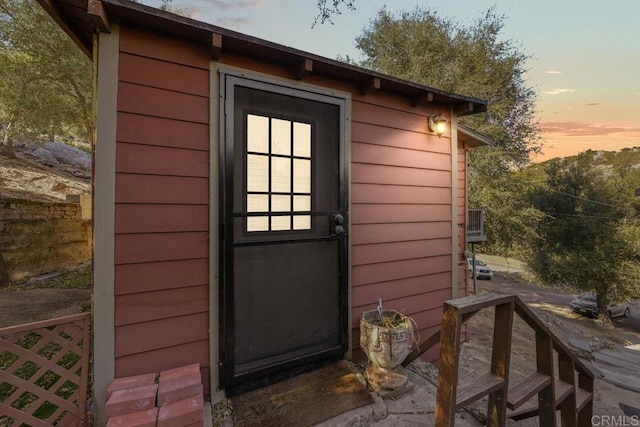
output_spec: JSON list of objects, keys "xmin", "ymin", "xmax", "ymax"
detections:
[{"xmin": 331, "ymin": 213, "xmax": 346, "ymax": 237}]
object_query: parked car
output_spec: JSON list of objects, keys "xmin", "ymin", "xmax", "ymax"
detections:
[
  {"xmin": 569, "ymin": 293, "xmax": 630, "ymax": 318},
  {"xmin": 467, "ymin": 258, "xmax": 493, "ymax": 280}
]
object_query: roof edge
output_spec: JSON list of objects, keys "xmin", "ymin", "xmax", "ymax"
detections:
[
  {"xmin": 103, "ymin": 0, "xmax": 486, "ymax": 110},
  {"xmin": 458, "ymin": 125, "xmax": 494, "ymax": 148},
  {"xmin": 40, "ymin": 0, "xmax": 488, "ymax": 114},
  {"xmin": 38, "ymin": 0, "xmax": 92, "ymax": 56}
]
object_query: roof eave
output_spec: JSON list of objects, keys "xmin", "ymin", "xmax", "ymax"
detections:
[
  {"xmin": 38, "ymin": 0, "xmax": 93, "ymax": 56},
  {"xmin": 39, "ymin": 0, "xmax": 488, "ymax": 114},
  {"xmin": 458, "ymin": 125, "xmax": 494, "ymax": 148}
]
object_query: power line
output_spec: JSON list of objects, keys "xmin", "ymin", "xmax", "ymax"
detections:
[
  {"xmin": 541, "ymin": 211, "xmax": 621, "ymax": 220},
  {"xmin": 552, "ymin": 190, "xmax": 619, "ymax": 208},
  {"xmin": 523, "ymin": 181, "xmax": 621, "ymax": 208}
]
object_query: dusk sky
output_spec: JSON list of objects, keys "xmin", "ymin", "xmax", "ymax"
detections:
[{"xmin": 143, "ymin": 0, "xmax": 640, "ymax": 162}]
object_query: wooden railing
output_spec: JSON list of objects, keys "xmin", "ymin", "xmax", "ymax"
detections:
[
  {"xmin": 403, "ymin": 293, "xmax": 594, "ymax": 426},
  {"xmin": 0, "ymin": 313, "xmax": 91, "ymax": 426}
]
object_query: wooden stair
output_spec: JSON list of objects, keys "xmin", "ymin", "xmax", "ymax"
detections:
[
  {"xmin": 423, "ymin": 292, "xmax": 594, "ymax": 427},
  {"xmin": 456, "ymin": 373, "xmax": 504, "ymax": 410},
  {"xmin": 506, "ymin": 372, "xmax": 551, "ymax": 410},
  {"xmin": 508, "ymin": 379, "xmax": 593, "ymax": 422}
]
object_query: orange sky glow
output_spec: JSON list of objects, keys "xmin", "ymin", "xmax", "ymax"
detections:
[{"xmin": 142, "ymin": 0, "xmax": 640, "ymax": 164}]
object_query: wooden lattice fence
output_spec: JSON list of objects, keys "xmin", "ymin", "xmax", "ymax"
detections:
[{"xmin": 0, "ymin": 313, "xmax": 91, "ymax": 426}]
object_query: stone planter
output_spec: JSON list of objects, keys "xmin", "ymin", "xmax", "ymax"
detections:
[{"xmin": 360, "ymin": 309, "xmax": 415, "ymax": 390}]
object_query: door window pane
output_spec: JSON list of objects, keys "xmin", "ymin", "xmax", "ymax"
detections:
[
  {"xmin": 293, "ymin": 216, "xmax": 311, "ymax": 230},
  {"xmin": 293, "ymin": 159, "xmax": 311, "ymax": 193},
  {"xmin": 245, "ymin": 115, "xmax": 313, "ymax": 233},
  {"xmin": 247, "ymin": 155, "xmax": 268, "ymax": 192},
  {"xmin": 247, "ymin": 217, "xmax": 269, "ymax": 232},
  {"xmin": 271, "ymin": 216, "xmax": 291, "ymax": 231},
  {"xmin": 271, "ymin": 119, "xmax": 291, "ymax": 156},
  {"xmin": 247, "ymin": 115, "xmax": 269, "ymax": 153},
  {"xmin": 293, "ymin": 195, "xmax": 310, "ymax": 212},
  {"xmin": 293, "ymin": 122, "xmax": 311, "ymax": 158},
  {"xmin": 271, "ymin": 195, "xmax": 291, "ymax": 212},
  {"xmin": 271, "ymin": 157, "xmax": 291, "ymax": 193},
  {"xmin": 247, "ymin": 194, "xmax": 268, "ymax": 212},
  {"xmin": 293, "ymin": 195, "xmax": 311, "ymax": 230}
]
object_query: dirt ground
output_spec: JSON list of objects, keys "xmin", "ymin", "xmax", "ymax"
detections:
[
  {"xmin": 461, "ymin": 272, "xmax": 640, "ymax": 424},
  {"xmin": 1, "ymin": 264, "xmax": 638, "ymax": 423},
  {"xmin": 0, "ymin": 287, "xmax": 90, "ymax": 328},
  {"xmin": 0, "ymin": 146, "xmax": 92, "ymax": 327}
]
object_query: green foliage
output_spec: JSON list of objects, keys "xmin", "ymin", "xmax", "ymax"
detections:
[
  {"xmin": 525, "ymin": 153, "xmax": 640, "ymax": 315},
  {"xmin": 159, "ymin": 0, "xmax": 191, "ymax": 17},
  {"xmin": 10, "ymin": 264, "xmax": 91, "ymax": 290},
  {"xmin": 352, "ymin": 6, "xmax": 541, "ymax": 254},
  {"xmin": 472, "ymin": 150, "xmax": 545, "ymax": 256},
  {"xmin": 0, "ymin": 0, "xmax": 92, "ymax": 149},
  {"xmin": 313, "ymin": 0, "xmax": 355, "ymax": 27},
  {"xmin": 0, "ymin": 338, "xmax": 83, "ymax": 422},
  {"xmin": 356, "ymin": 7, "xmax": 539, "ymax": 164}
]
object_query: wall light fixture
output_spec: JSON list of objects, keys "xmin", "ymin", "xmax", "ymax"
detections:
[{"xmin": 428, "ymin": 114, "xmax": 447, "ymax": 137}]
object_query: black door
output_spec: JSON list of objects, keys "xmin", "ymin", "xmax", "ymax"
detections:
[{"xmin": 221, "ymin": 76, "xmax": 348, "ymax": 390}]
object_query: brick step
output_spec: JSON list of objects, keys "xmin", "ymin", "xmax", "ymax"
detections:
[{"xmin": 105, "ymin": 363, "xmax": 205, "ymax": 427}]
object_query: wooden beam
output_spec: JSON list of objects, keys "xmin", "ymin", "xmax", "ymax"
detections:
[
  {"xmin": 295, "ymin": 58, "xmax": 313, "ymax": 80},
  {"xmin": 434, "ymin": 303, "xmax": 462, "ymax": 426},
  {"xmin": 507, "ymin": 372, "xmax": 551, "ymax": 410},
  {"xmin": 447, "ymin": 292, "xmax": 515, "ymax": 315},
  {"xmin": 456, "ymin": 373, "xmax": 504, "ymax": 410},
  {"xmin": 412, "ymin": 91, "xmax": 433, "ymax": 107},
  {"xmin": 455, "ymin": 101, "xmax": 475, "ymax": 115},
  {"xmin": 557, "ymin": 353, "xmax": 577, "ymax": 426},
  {"xmin": 486, "ymin": 301, "xmax": 514, "ymax": 426},
  {"xmin": 402, "ymin": 311, "xmax": 477, "ymax": 367},
  {"xmin": 535, "ymin": 332, "xmax": 556, "ymax": 426},
  {"xmin": 211, "ymin": 33, "xmax": 222, "ymax": 60},
  {"xmin": 87, "ymin": 0, "xmax": 110, "ymax": 33},
  {"xmin": 37, "ymin": 0, "xmax": 91, "ymax": 57},
  {"xmin": 360, "ymin": 77, "xmax": 380, "ymax": 95},
  {"xmin": 577, "ymin": 373, "xmax": 594, "ymax": 427}
]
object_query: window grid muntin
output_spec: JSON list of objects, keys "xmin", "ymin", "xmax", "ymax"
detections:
[{"xmin": 246, "ymin": 114, "xmax": 312, "ymax": 232}]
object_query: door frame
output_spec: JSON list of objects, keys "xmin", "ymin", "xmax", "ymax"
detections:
[{"xmin": 214, "ymin": 68, "xmax": 352, "ymax": 390}]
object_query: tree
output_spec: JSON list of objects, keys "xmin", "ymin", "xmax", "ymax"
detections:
[
  {"xmin": 0, "ymin": 0, "xmax": 92, "ymax": 151},
  {"xmin": 526, "ymin": 154, "xmax": 640, "ymax": 320},
  {"xmin": 352, "ymin": 7, "xmax": 541, "ymax": 255},
  {"xmin": 159, "ymin": 0, "xmax": 191, "ymax": 17},
  {"xmin": 314, "ymin": 0, "xmax": 355, "ymax": 26}
]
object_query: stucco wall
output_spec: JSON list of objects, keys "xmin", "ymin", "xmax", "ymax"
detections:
[{"xmin": 0, "ymin": 197, "xmax": 91, "ymax": 284}]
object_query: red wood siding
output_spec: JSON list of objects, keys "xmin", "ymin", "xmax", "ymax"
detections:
[
  {"xmin": 109, "ymin": 30, "xmax": 471, "ymax": 388},
  {"xmin": 115, "ymin": 259, "xmax": 208, "ymax": 295},
  {"xmin": 350, "ymin": 94, "xmax": 454, "ymax": 362},
  {"xmin": 114, "ymin": 27, "xmax": 210, "ymax": 392}
]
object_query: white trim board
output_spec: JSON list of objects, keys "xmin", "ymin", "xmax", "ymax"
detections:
[{"xmin": 92, "ymin": 24, "xmax": 119, "ymax": 426}]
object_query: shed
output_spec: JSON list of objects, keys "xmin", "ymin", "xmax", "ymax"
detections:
[{"xmin": 38, "ymin": 0, "xmax": 489, "ymax": 422}]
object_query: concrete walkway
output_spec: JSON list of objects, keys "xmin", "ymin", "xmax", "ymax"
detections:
[
  {"xmin": 315, "ymin": 361, "xmax": 481, "ymax": 427},
  {"xmin": 215, "ymin": 360, "xmax": 482, "ymax": 426},
  {"xmin": 569, "ymin": 339, "xmax": 640, "ymax": 420}
]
